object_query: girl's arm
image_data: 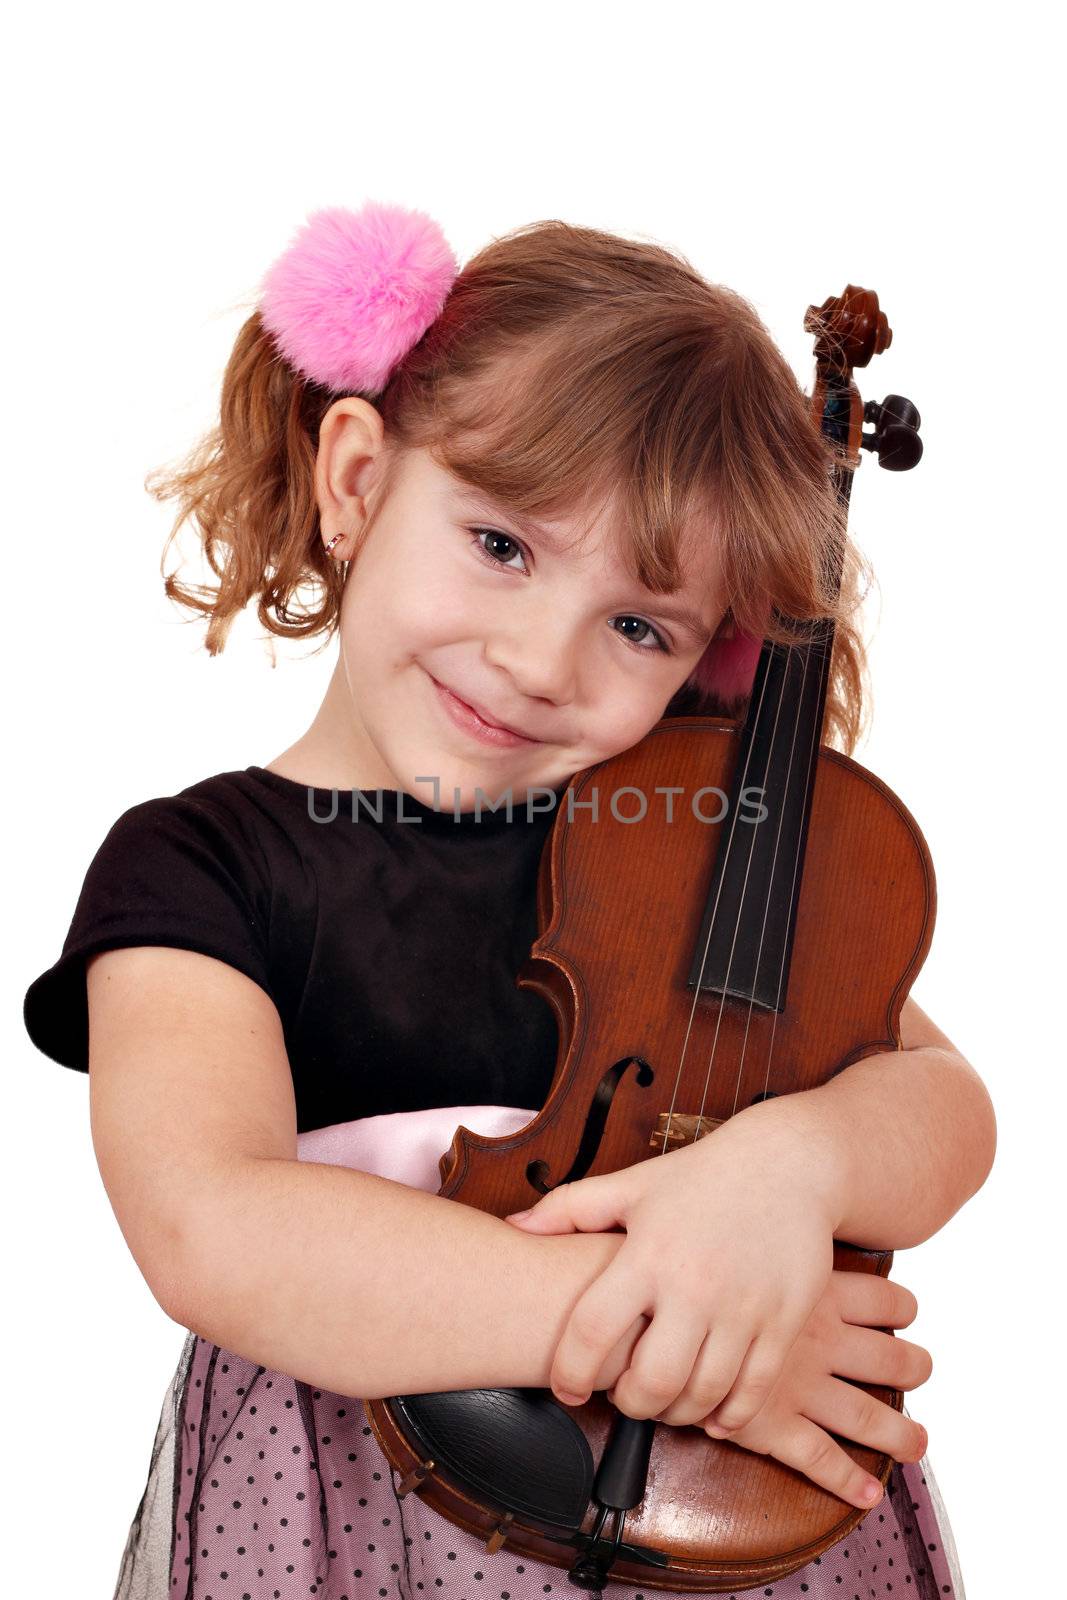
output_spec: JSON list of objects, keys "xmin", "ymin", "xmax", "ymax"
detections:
[
  {"xmin": 85, "ymin": 944, "xmax": 640, "ymax": 1400},
  {"xmin": 174, "ymin": 1153, "xmax": 638, "ymax": 1399},
  {"xmin": 750, "ymin": 996, "xmax": 997, "ymax": 1250}
]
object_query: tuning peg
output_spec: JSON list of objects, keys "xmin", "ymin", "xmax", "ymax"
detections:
[{"xmin": 861, "ymin": 393, "xmax": 923, "ymax": 471}]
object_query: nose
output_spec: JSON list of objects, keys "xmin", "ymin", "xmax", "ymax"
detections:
[{"xmin": 482, "ymin": 604, "xmax": 581, "ymax": 707}]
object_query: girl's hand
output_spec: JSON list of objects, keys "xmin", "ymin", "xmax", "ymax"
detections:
[
  {"xmin": 504, "ymin": 1103, "xmax": 843, "ymax": 1431},
  {"xmin": 674, "ymin": 1268, "xmax": 933, "ymax": 1510}
]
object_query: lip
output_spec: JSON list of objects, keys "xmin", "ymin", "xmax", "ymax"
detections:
[{"xmin": 429, "ymin": 675, "xmax": 542, "ymax": 747}]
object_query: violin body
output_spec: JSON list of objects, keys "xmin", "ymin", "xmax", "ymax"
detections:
[{"xmin": 365, "ymin": 713, "xmax": 935, "ymax": 1589}]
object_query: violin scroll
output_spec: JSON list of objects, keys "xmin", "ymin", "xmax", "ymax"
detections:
[
  {"xmin": 805, "ymin": 288, "xmax": 923, "ymax": 473},
  {"xmin": 804, "ymin": 284, "xmax": 892, "ymax": 371}
]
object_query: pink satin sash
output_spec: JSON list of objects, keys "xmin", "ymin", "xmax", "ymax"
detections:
[{"xmin": 295, "ymin": 1103, "xmax": 540, "ymax": 1190}]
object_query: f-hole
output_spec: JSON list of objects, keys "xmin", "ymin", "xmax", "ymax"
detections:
[{"xmin": 525, "ymin": 1057, "xmax": 654, "ymax": 1195}]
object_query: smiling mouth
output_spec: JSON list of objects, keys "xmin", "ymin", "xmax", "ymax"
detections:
[{"xmin": 429, "ymin": 675, "xmax": 542, "ymax": 743}]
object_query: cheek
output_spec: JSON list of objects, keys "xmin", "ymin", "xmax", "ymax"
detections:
[
  {"xmin": 584, "ymin": 682, "xmax": 672, "ymax": 761},
  {"xmin": 352, "ymin": 538, "xmax": 474, "ymax": 645},
  {"xmin": 339, "ymin": 552, "xmax": 443, "ymax": 654},
  {"xmin": 403, "ymin": 570, "xmax": 473, "ymax": 639}
]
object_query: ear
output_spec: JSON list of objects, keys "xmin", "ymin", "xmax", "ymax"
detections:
[{"xmin": 314, "ymin": 397, "xmax": 387, "ymax": 531}]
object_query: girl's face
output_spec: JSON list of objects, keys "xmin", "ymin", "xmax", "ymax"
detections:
[{"xmin": 316, "ymin": 400, "xmax": 726, "ymax": 811}]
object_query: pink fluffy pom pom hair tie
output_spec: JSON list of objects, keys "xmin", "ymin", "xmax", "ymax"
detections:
[{"xmin": 258, "ymin": 200, "xmax": 460, "ymax": 396}]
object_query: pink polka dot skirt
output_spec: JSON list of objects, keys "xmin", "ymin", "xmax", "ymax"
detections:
[{"xmin": 111, "ymin": 1330, "xmax": 963, "ymax": 1600}]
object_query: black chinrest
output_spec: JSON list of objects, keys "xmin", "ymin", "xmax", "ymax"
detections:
[{"xmin": 391, "ymin": 1387, "xmax": 595, "ymax": 1529}]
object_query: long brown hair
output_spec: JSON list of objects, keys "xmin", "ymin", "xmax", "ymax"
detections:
[{"xmin": 149, "ymin": 219, "xmax": 872, "ymax": 752}]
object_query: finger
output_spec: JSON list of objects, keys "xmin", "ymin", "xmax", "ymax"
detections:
[
  {"xmin": 550, "ymin": 1270, "xmax": 646, "ymax": 1404},
  {"xmin": 763, "ymin": 1417, "xmax": 886, "ymax": 1511},
  {"xmin": 653, "ymin": 1326, "xmax": 755, "ymax": 1427},
  {"xmin": 505, "ymin": 1173, "xmax": 629, "ymax": 1234},
  {"xmin": 710, "ymin": 1332, "xmax": 793, "ymax": 1433},
  {"xmin": 832, "ymin": 1271, "xmax": 919, "ymax": 1330},
  {"xmin": 830, "ymin": 1326, "xmax": 933, "ymax": 1391},
  {"xmin": 606, "ymin": 1308, "xmax": 708, "ymax": 1421},
  {"xmin": 802, "ymin": 1375, "xmax": 928, "ymax": 1464}
]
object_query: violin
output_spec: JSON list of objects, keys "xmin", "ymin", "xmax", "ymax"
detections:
[{"xmin": 364, "ymin": 287, "xmax": 929, "ymax": 1591}]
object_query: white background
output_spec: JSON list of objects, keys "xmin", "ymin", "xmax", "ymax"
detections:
[{"xmin": 4, "ymin": 5, "xmax": 1060, "ymax": 1595}]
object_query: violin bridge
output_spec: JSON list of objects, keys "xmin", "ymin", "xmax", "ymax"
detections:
[{"xmin": 649, "ymin": 1113, "xmax": 724, "ymax": 1152}]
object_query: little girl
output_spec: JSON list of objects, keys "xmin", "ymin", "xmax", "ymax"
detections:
[{"xmin": 22, "ymin": 203, "xmax": 994, "ymax": 1600}]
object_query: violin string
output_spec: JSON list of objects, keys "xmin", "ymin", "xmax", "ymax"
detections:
[
  {"xmin": 723, "ymin": 639, "xmax": 813, "ymax": 1120},
  {"xmin": 752, "ymin": 476, "xmax": 850, "ymax": 1103},
  {"xmin": 660, "ymin": 436, "xmax": 850, "ymax": 1153},
  {"xmin": 659, "ymin": 630, "xmax": 789, "ymax": 1152},
  {"xmin": 684, "ymin": 635, "xmax": 794, "ymax": 1134},
  {"xmin": 661, "ymin": 599, "xmax": 838, "ymax": 1148},
  {"xmin": 673, "ymin": 416, "xmax": 851, "ymax": 1143},
  {"xmin": 658, "ymin": 627, "xmax": 778, "ymax": 1155},
  {"xmin": 756, "ymin": 628, "xmax": 833, "ymax": 1104}
]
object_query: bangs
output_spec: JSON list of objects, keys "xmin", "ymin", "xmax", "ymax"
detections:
[{"xmin": 412, "ymin": 320, "xmax": 736, "ymax": 602}]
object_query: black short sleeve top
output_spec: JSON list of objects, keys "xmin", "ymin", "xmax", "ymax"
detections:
[{"xmin": 22, "ymin": 767, "xmax": 568, "ymax": 1133}]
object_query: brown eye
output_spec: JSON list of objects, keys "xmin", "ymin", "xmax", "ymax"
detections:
[
  {"xmin": 613, "ymin": 616, "xmax": 671, "ymax": 654},
  {"xmin": 469, "ymin": 527, "xmax": 528, "ymax": 572}
]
